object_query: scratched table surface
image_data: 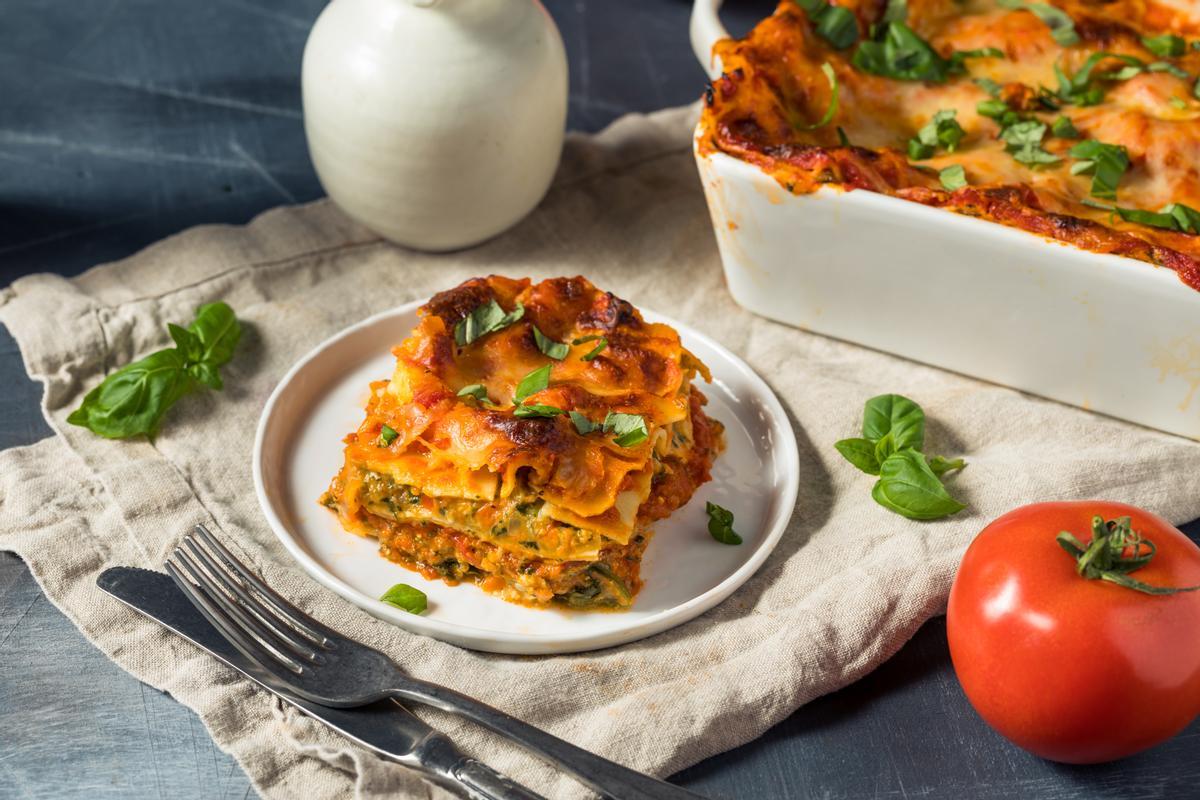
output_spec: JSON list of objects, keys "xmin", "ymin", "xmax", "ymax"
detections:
[{"xmin": 1, "ymin": 1, "xmax": 1198, "ymax": 798}]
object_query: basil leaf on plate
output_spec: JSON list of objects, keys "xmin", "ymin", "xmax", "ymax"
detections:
[
  {"xmin": 603, "ymin": 412, "xmax": 649, "ymax": 447},
  {"xmin": 380, "ymin": 583, "xmax": 427, "ymax": 614},
  {"xmin": 908, "ymin": 109, "xmax": 965, "ymax": 160},
  {"xmin": 872, "ymin": 449, "xmax": 967, "ymax": 520},
  {"xmin": 939, "ymin": 164, "xmax": 967, "ymax": 191},
  {"xmin": 705, "ymin": 501, "xmax": 743, "ymax": 545},
  {"xmin": 454, "ymin": 299, "xmax": 525, "ymax": 347},
  {"xmin": 569, "ymin": 411, "xmax": 599, "ymax": 435},
  {"xmin": 1143, "ymin": 33, "xmax": 1186, "ymax": 58},
  {"xmin": 834, "ymin": 437, "xmax": 881, "ymax": 474},
  {"xmin": 1069, "ymin": 139, "xmax": 1130, "ymax": 200},
  {"xmin": 514, "ymin": 364, "xmax": 552, "ymax": 403},
  {"xmin": 513, "ymin": 403, "xmax": 565, "ymax": 419},
  {"xmin": 533, "ymin": 326, "xmax": 569, "ymax": 360},
  {"xmin": 457, "ymin": 384, "xmax": 492, "ymax": 404},
  {"xmin": 377, "ymin": 424, "xmax": 399, "ymax": 446}
]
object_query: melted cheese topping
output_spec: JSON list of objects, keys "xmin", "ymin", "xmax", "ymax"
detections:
[
  {"xmin": 327, "ymin": 275, "xmax": 712, "ymax": 551},
  {"xmin": 700, "ymin": 0, "xmax": 1200, "ymax": 290}
]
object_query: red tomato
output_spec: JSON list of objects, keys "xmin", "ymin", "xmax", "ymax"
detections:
[{"xmin": 947, "ymin": 501, "xmax": 1200, "ymax": 764}]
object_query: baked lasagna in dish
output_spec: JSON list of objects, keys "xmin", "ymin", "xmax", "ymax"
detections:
[
  {"xmin": 699, "ymin": 0, "xmax": 1200, "ymax": 291},
  {"xmin": 321, "ymin": 276, "xmax": 724, "ymax": 609}
]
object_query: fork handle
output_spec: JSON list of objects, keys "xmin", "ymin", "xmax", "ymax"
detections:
[{"xmin": 391, "ymin": 680, "xmax": 712, "ymax": 800}]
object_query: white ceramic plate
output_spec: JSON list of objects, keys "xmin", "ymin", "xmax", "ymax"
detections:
[{"xmin": 253, "ymin": 300, "xmax": 799, "ymax": 654}]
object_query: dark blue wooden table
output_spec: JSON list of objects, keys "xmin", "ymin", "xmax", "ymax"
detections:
[{"xmin": 2, "ymin": 1, "xmax": 1197, "ymax": 797}]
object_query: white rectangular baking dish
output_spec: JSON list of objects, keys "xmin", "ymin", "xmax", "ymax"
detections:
[{"xmin": 689, "ymin": 0, "xmax": 1200, "ymax": 440}]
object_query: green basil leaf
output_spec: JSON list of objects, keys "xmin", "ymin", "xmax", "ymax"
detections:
[
  {"xmin": 513, "ymin": 403, "xmax": 565, "ymax": 419},
  {"xmin": 533, "ymin": 326, "xmax": 569, "ymax": 360},
  {"xmin": 1069, "ymin": 139, "xmax": 1130, "ymax": 199},
  {"xmin": 976, "ymin": 98, "xmax": 1011, "ymax": 119},
  {"xmin": 874, "ymin": 431, "xmax": 897, "ymax": 465},
  {"xmin": 837, "ymin": 126, "xmax": 852, "ymax": 145},
  {"xmin": 908, "ymin": 109, "xmax": 965, "ymax": 161},
  {"xmin": 1115, "ymin": 206, "xmax": 1178, "ymax": 229},
  {"xmin": 603, "ymin": 412, "xmax": 649, "ymax": 447},
  {"xmin": 792, "ymin": 0, "xmax": 859, "ymax": 50},
  {"xmin": 68, "ymin": 302, "xmax": 242, "ymax": 439},
  {"xmin": 705, "ymin": 501, "xmax": 743, "ymax": 545},
  {"xmin": 852, "ymin": 22, "xmax": 952, "ymax": 83},
  {"xmin": 514, "ymin": 364, "xmax": 552, "ymax": 403},
  {"xmin": 799, "ymin": 63, "xmax": 840, "ymax": 129},
  {"xmin": 1143, "ymin": 33, "xmax": 1186, "ymax": 58},
  {"xmin": 997, "ymin": 0, "xmax": 1079, "ymax": 47},
  {"xmin": 871, "ymin": 449, "xmax": 966, "ymax": 520},
  {"xmin": 377, "ymin": 424, "xmax": 399, "ymax": 446},
  {"xmin": 67, "ymin": 348, "xmax": 195, "ymax": 439},
  {"xmin": 581, "ymin": 338, "xmax": 608, "ymax": 362},
  {"xmin": 1050, "ymin": 115, "xmax": 1081, "ymax": 138},
  {"xmin": 974, "ymin": 77, "xmax": 1002, "ymax": 97},
  {"xmin": 379, "ymin": 583, "xmax": 427, "ymax": 614},
  {"xmin": 927, "ymin": 455, "xmax": 966, "ymax": 476},
  {"xmin": 1170, "ymin": 96, "xmax": 1189, "ymax": 110},
  {"xmin": 454, "ymin": 299, "xmax": 525, "ymax": 347},
  {"xmin": 168, "ymin": 323, "xmax": 201, "ymax": 362},
  {"xmin": 571, "ymin": 334, "xmax": 604, "ymax": 345},
  {"xmin": 883, "ymin": 0, "xmax": 907, "ymax": 23},
  {"xmin": 456, "ymin": 384, "xmax": 492, "ymax": 404},
  {"xmin": 814, "ymin": 6, "xmax": 858, "ymax": 49},
  {"xmin": 835, "ymin": 437, "xmax": 881, "ymax": 474},
  {"xmin": 939, "ymin": 164, "xmax": 967, "ymax": 191},
  {"xmin": 1194, "ymin": 74, "xmax": 1200, "ymax": 100},
  {"xmin": 569, "ymin": 411, "xmax": 599, "ymax": 435},
  {"xmin": 1000, "ymin": 120, "xmax": 1061, "ymax": 166},
  {"xmin": 862, "ymin": 394, "xmax": 925, "ymax": 450},
  {"xmin": 189, "ymin": 301, "xmax": 242, "ymax": 368},
  {"xmin": 1165, "ymin": 203, "xmax": 1200, "ymax": 233},
  {"xmin": 1146, "ymin": 61, "xmax": 1191, "ymax": 80}
]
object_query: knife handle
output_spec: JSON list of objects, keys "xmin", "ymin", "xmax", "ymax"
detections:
[{"xmin": 453, "ymin": 759, "xmax": 548, "ymax": 800}]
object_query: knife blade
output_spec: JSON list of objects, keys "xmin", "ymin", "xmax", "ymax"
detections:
[{"xmin": 97, "ymin": 566, "xmax": 545, "ymax": 800}]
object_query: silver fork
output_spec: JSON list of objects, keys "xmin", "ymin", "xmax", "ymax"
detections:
[{"xmin": 166, "ymin": 525, "xmax": 713, "ymax": 800}]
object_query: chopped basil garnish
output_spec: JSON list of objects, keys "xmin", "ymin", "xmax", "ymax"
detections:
[
  {"xmin": 1088, "ymin": 200, "xmax": 1200, "ymax": 234},
  {"xmin": 514, "ymin": 364, "xmax": 551, "ymax": 403},
  {"xmin": 581, "ymin": 338, "xmax": 608, "ymax": 362},
  {"xmin": 837, "ymin": 126, "xmax": 852, "ymax": 145},
  {"xmin": 377, "ymin": 424, "xmax": 399, "ymax": 446},
  {"xmin": 1069, "ymin": 139, "xmax": 1130, "ymax": 200},
  {"xmin": 569, "ymin": 411, "xmax": 599, "ymax": 435},
  {"xmin": 379, "ymin": 583, "xmax": 427, "ymax": 614},
  {"xmin": 997, "ymin": 0, "xmax": 1079, "ymax": 47},
  {"xmin": 908, "ymin": 109, "xmax": 965, "ymax": 160},
  {"xmin": 799, "ymin": 63, "xmax": 840, "ymax": 130},
  {"xmin": 882, "ymin": 0, "xmax": 907, "ymax": 24},
  {"xmin": 852, "ymin": 22, "xmax": 996, "ymax": 83},
  {"xmin": 792, "ymin": 0, "xmax": 859, "ymax": 50},
  {"xmin": 705, "ymin": 502, "xmax": 743, "ymax": 545},
  {"xmin": 1143, "ymin": 33, "xmax": 1186, "ymax": 59},
  {"xmin": 1000, "ymin": 120, "xmax": 1061, "ymax": 166},
  {"xmin": 1050, "ymin": 115, "xmax": 1081, "ymax": 139},
  {"xmin": 513, "ymin": 404, "xmax": 564, "ymax": 419},
  {"xmin": 533, "ymin": 326, "xmax": 569, "ymax": 360},
  {"xmin": 603, "ymin": 412, "xmax": 648, "ymax": 447},
  {"xmin": 456, "ymin": 384, "xmax": 492, "ymax": 405},
  {"xmin": 1170, "ymin": 96, "xmax": 1189, "ymax": 110},
  {"xmin": 835, "ymin": 394, "xmax": 966, "ymax": 520},
  {"xmin": 938, "ymin": 164, "xmax": 967, "ymax": 190},
  {"xmin": 977, "ymin": 98, "xmax": 1013, "ymax": 121},
  {"xmin": 454, "ymin": 299, "xmax": 525, "ymax": 347},
  {"xmin": 974, "ymin": 76, "xmax": 1002, "ymax": 97}
]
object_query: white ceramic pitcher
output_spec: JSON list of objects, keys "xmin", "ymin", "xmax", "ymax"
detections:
[{"xmin": 302, "ymin": 0, "xmax": 568, "ymax": 251}]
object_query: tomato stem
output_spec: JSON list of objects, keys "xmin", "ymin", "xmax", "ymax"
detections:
[{"xmin": 1056, "ymin": 516, "xmax": 1200, "ymax": 595}]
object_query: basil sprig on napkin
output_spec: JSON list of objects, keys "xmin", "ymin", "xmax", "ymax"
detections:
[
  {"xmin": 68, "ymin": 302, "xmax": 242, "ymax": 439},
  {"xmin": 835, "ymin": 394, "xmax": 967, "ymax": 520}
]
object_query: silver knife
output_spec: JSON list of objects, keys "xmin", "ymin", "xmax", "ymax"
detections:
[{"xmin": 97, "ymin": 566, "xmax": 546, "ymax": 800}]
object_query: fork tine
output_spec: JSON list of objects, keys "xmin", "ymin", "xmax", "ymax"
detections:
[
  {"xmin": 170, "ymin": 547, "xmax": 307, "ymax": 675},
  {"xmin": 182, "ymin": 536, "xmax": 321, "ymax": 663},
  {"xmin": 192, "ymin": 524, "xmax": 334, "ymax": 646},
  {"xmin": 165, "ymin": 558, "xmax": 298, "ymax": 679}
]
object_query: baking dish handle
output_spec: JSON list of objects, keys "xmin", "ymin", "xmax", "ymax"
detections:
[{"xmin": 690, "ymin": 0, "xmax": 730, "ymax": 79}]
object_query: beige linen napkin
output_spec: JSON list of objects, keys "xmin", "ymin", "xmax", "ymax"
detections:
[{"xmin": 3, "ymin": 104, "xmax": 1200, "ymax": 799}]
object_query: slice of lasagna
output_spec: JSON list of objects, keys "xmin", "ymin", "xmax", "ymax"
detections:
[{"xmin": 320, "ymin": 276, "xmax": 724, "ymax": 609}]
